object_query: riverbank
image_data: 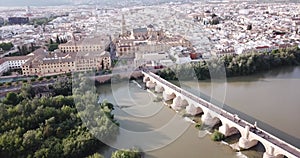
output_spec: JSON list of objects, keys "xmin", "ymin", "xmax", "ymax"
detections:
[{"xmin": 157, "ymin": 46, "xmax": 300, "ymax": 81}]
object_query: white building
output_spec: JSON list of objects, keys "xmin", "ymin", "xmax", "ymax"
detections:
[
  {"xmin": 0, "ymin": 60, "xmax": 9, "ymax": 74},
  {"xmin": 134, "ymin": 51, "xmax": 169, "ymax": 67},
  {"xmin": 169, "ymin": 46, "xmax": 192, "ymax": 64},
  {"xmin": 0, "ymin": 56, "xmax": 30, "ymax": 75}
]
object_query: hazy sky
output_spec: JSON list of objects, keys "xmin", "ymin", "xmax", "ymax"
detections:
[{"xmin": 0, "ymin": 0, "xmax": 71, "ymax": 6}]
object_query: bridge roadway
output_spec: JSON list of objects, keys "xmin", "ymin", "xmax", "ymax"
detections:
[{"xmin": 143, "ymin": 71, "xmax": 300, "ymax": 158}]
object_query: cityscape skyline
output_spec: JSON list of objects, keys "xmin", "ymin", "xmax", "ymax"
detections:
[{"xmin": 0, "ymin": 0, "xmax": 299, "ymax": 158}]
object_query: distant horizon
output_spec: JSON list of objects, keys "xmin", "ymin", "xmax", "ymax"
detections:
[
  {"xmin": 0, "ymin": 0, "xmax": 71, "ymax": 7},
  {"xmin": 0, "ymin": 0, "xmax": 298, "ymax": 7}
]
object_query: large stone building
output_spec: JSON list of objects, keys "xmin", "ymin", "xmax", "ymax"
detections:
[
  {"xmin": 75, "ymin": 51, "xmax": 111, "ymax": 72},
  {"xmin": 58, "ymin": 36, "xmax": 111, "ymax": 53},
  {"xmin": 115, "ymin": 24, "xmax": 193, "ymax": 58},
  {"xmin": 22, "ymin": 49, "xmax": 76, "ymax": 76},
  {"xmin": 22, "ymin": 48, "xmax": 111, "ymax": 76}
]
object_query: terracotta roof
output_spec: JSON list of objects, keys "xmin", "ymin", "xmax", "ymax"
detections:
[
  {"xmin": 59, "ymin": 36, "xmax": 110, "ymax": 47},
  {"xmin": 4, "ymin": 56, "xmax": 31, "ymax": 61},
  {"xmin": 0, "ymin": 58, "xmax": 7, "ymax": 65}
]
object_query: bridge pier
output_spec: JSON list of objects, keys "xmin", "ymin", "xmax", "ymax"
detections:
[
  {"xmin": 162, "ymin": 91, "xmax": 176, "ymax": 101},
  {"xmin": 263, "ymin": 146, "xmax": 284, "ymax": 158},
  {"xmin": 186, "ymin": 104, "xmax": 202, "ymax": 116},
  {"xmin": 201, "ymin": 112, "xmax": 219, "ymax": 127},
  {"xmin": 238, "ymin": 125, "xmax": 258, "ymax": 150},
  {"xmin": 171, "ymin": 96, "xmax": 183, "ymax": 111},
  {"xmin": 154, "ymin": 85, "xmax": 164, "ymax": 93},
  {"xmin": 143, "ymin": 76, "xmax": 150, "ymax": 83},
  {"xmin": 219, "ymin": 123, "xmax": 239, "ymax": 137},
  {"xmin": 146, "ymin": 81, "xmax": 156, "ymax": 89}
]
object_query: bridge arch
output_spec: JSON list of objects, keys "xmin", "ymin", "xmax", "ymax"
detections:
[
  {"xmin": 275, "ymin": 154, "xmax": 287, "ymax": 158},
  {"xmin": 263, "ymin": 145, "xmax": 289, "ymax": 158},
  {"xmin": 219, "ymin": 123, "xmax": 241, "ymax": 138},
  {"xmin": 143, "ymin": 76, "xmax": 150, "ymax": 82},
  {"xmin": 250, "ymin": 140, "xmax": 267, "ymax": 156},
  {"xmin": 162, "ymin": 91, "xmax": 176, "ymax": 101},
  {"xmin": 146, "ymin": 80, "xmax": 156, "ymax": 88},
  {"xmin": 186, "ymin": 104, "xmax": 203, "ymax": 116},
  {"xmin": 154, "ymin": 84, "xmax": 164, "ymax": 93},
  {"xmin": 238, "ymin": 137, "xmax": 265, "ymax": 152},
  {"xmin": 181, "ymin": 99, "xmax": 189, "ymax": 107},
  {"xmin": 211, "ymin": 116, "xmax": 222, "ymax": 130},
  {"xmin": 171, "ymin": 96, "xmax": 183, "ymax": 111}
]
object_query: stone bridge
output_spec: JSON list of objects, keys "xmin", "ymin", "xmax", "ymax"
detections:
[{"xmin": 142, "ymin": 71, "xmax": 300, "ymax": 158}]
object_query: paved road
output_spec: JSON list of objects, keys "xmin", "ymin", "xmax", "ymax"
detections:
[
  {"xmin": 0, "ymin": 49, "xmax": 18, "ymax": 58},
  {"xmin": 0, "ymin": 81, "xmax": 55, "ymax": 96}
]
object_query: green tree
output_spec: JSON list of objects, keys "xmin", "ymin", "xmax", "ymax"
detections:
[
  {"xmin": 0, "ymin": 42, "xmax": 14, "ymax": 51},
  {"xmin": 20, "ymin": 84, "xmax": 35, "ymax": 99},
  {"xmin": 0, "ymin": 80, "xmax": 119, "ymax": 158},
  {"xmin": 111, "ymin": 149, "xmax": 141, "ymax": 158},
  {"xmin": 87, "ymin": 153, "xmax": 104, "ymax": 158},
  {"xmin": 52, "ymin": 77, "xmax": 72, "ymax": 96},
  {"xmin": 56, "ymin": 36, "xmax": 61, "ymax": 44},
  {"xmin": 48, "ymin": 43, "xmax": 59, "ymax": 51},
  {"xmin": 3, "ymin": 92, "xmax": 19, "ymax": 106},
  {"xmin": 50, "ymin": 38, "xmax": 54, "ymax": 44},
  {"xmin": 21, "ymin": 45, "xmax": 28, "ymax": 54}
]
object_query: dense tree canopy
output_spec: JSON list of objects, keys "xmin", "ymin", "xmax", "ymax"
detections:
[
  {"xmin": 0, "ymin": 76, "xmax": 119, "ymax": 158},
  {"xmin": 0, "ymin": 42, "xmax": 14, "ymax": 51},
  {"xmin": 158, "ymin": 47, "xmax": 300, "ymax": 81}
]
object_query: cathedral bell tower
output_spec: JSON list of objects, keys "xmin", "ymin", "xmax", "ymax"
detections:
[{"xmin": 121, "ymin": 14, "xmax": 126, "ymax": 35}]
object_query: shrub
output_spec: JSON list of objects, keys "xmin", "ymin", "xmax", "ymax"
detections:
[
  {"xmin": 6, "ymin": 82, "xmax": 12, "ymax": 86},
  {"xmin": 111, "ymin": 149, "xmax": 142, "ymax": 158},
  {"xmin": 195, "ymin": 123, "xmax": 202, "ymax": 130},
  {"xmin": 87, "ymin": 153, "xmax": 104, "ymax": 158},
  {"xmin": 38, "ymin": 77, "xmax": 44, "ymax": 81},
  {"xmin": 211, "ymin": 130, "xmax": 225, "ymax": 141}
]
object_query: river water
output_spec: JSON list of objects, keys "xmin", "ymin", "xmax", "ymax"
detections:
[{"xmin": 97, "ymin": 66, "xmax": 300, "ymax": 158}]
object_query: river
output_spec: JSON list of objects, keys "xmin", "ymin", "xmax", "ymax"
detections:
[{"xmin": 96, "ymin": 66, "xmax": 300, "ymax": 158}]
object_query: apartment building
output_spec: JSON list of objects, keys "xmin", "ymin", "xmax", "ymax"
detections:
[
  {"xmin": 22, "ymin": 50, "xmax": 76, "ymax": 76},
  {"xmin": 22, "ymin": 49, "xmax": 111, "ymax": 76},
  {"xmin": 75, "ymin": 51, "xmax": 111, "ymax": 72},
  {"xmin": 58, "ymin": 36, "xmax": 110, "ymax": 53},
  {"xmin": 0, "ymin": 56, "xmax": 31, "ymax": 75}
]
